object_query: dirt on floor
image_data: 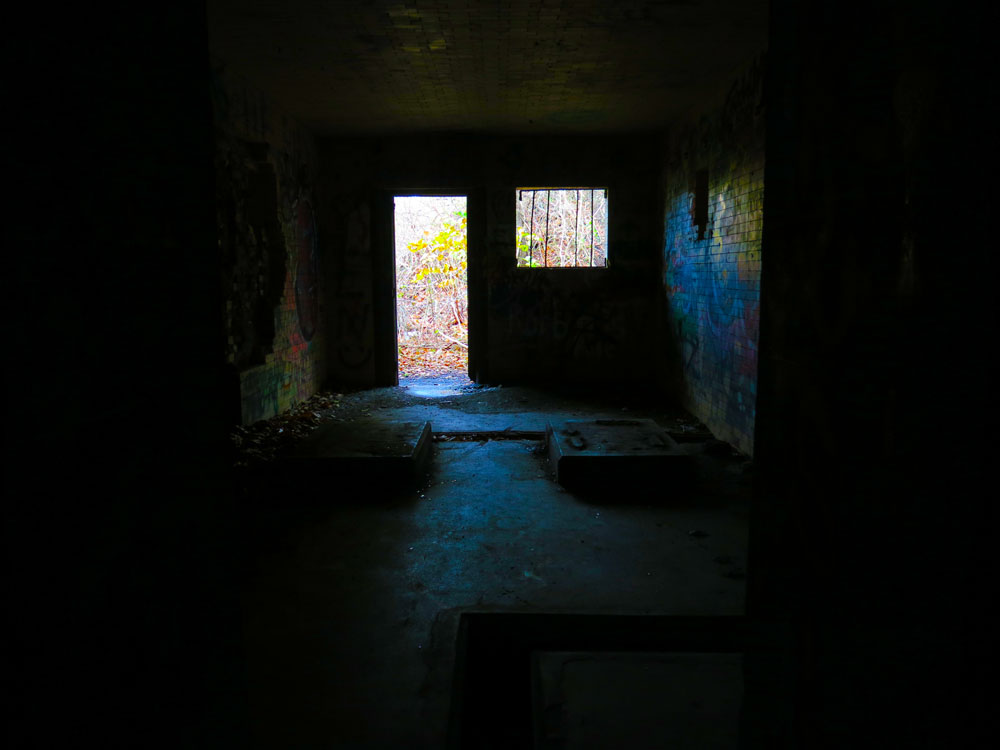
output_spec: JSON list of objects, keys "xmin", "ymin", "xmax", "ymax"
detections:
[
  {"xmin": 398, "ymin": 343, "xmax": 467, "ymax": 377},
  {"xmin": 229, "ymin": 373, "xmax": 740, "ymax": 472}
]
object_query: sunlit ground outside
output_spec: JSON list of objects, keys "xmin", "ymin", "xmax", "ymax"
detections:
[{"xmin": 394, "ymin": 196, "xmax": 469, "ymax": 379}]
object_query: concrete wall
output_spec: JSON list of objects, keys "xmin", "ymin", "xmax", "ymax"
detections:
[
  {"xmin": 212, "ymin": 65, "xmax": 328, "ymax": 423},
  {"xmin": 660, "ymin": 57, "xmax": 765, "ymax": 455},
  {"xmin": 319, "ymin": 135, "xmax": 662, "ymax": 387},
  {"xmin": 745, "ymin": 2, "xmax": 991, "ymax": 746},
  {"xmin": 9, "ymin": 4, "xmax": 246, "ymax": 745}
]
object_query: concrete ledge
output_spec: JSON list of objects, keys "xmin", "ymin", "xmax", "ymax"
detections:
[
  {"xmin": 546, "ymin": 418, "xmax": 694, "ymax": 493},
  {"xmin": 277, "ymin": 419, "xmax": 432, "ymax": 487},
  {"xmin": 449, "ymin": 613, "xmax": 791, "ymax": 749}
]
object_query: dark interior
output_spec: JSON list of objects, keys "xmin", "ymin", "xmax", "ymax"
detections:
[{"xmin": 7, "ymin": 1, "xmax": 991, "ymax": 747}]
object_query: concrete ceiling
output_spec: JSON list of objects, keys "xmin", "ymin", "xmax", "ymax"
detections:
[{"xmin": 207, "ymin": 0, "xmax": 768, "ymax": 136}]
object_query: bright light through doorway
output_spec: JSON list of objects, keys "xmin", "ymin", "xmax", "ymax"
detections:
[{"xmin": 394, "ymin": 195, "xmax": 468, "ymax": 378}]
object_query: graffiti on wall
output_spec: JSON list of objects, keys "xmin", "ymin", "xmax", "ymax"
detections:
[
  {"xmin": 487, "ymin": 178, "xmax": 652, "ymax": 380},
  {"xmin": 661, "ymin": 55, "xmax": 765, "ymax": 454},
  {"xmin": 554, "ymin": 295, "xmax": 631, "ymax": 363},
  {"xmin": 236, "ymin": 194, "xmax": 324, "ymax": 424},
  {"xmin": 663, "ymin": 162, "xmax": 763, "ymax": 453},
  {"xmin": 214, "ymin": 63, "xmax": 326, "ymax": 424},
  {"xmin": 493, "ymin": 271, "xmax": 642, "ymax": 377}
]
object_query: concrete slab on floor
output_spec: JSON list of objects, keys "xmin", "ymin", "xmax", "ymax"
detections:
[
  {"xmin": 279, "ymin": 419, "xmax": 432, "ymax": 483},
  {"xmin": 450, "ymin": 612, "xmax": 759, "ymax": 748},
  {"xmin": 241, "ymin": 437, "xmax": 748, "ymax": 748},
  {"xmin": 386, "ymin": 405, "xmax": 550, "ymax": 432},
  {"xmin": 238, "ymin": 385, "xmax": 749, "ymax": 748},
  {"xmin": 547, "ymin": 418, "xmax": 694, "ymax": 492}
]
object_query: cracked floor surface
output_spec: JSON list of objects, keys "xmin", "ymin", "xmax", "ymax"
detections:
[{"xmin": 237, "ymin": 380, "xmax": 750, "ymax": 748}]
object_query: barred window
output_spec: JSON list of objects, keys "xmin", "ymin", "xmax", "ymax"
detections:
[{"xmin": 515, "ymin": 188, "xmax": 609, "ymax": 267}]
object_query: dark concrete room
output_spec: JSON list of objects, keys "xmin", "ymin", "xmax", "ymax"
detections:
[{"xmin": 7, "ymin": 1, "xmax": 992, "ymax": 748}]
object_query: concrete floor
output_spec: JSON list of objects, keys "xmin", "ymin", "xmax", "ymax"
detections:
[{"xmin": 237, "ymin": 377, "xmax": 750, "ymax": 748}]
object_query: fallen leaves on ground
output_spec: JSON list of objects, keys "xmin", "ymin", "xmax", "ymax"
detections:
[
  {"xmin": 231, "ymin": 339, "xmax": 466, "ymax": 468},
  {"xmin": 398, "ymin": 341, "xmax": 467, "ymax": 378},
  {"xmin": 230, "ymin": 391, "xmax": 343, "ymax": 468}
]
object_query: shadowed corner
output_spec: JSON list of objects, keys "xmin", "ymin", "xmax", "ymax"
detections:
[{"xmin": 9, "ymin": 1, "xmax": 990, "ymax": 747}]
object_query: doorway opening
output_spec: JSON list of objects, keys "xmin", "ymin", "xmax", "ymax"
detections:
[{"xmin": 394, "ymin": 195, "xmax": 469, "ymax": 381}]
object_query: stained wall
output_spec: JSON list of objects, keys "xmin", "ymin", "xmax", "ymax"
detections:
[
  {"xmin": 319, "ymin": 135, "xmax": 662, "ymax": 387},
  {"xmin": 744, "ymin": 2, "xmax": 992, "ymax": 746},
  {"xmin": 10, "ymin": 5, "xmax": 246, "ymax": 745},
  {"xmin": 661, "ymin": 58, "xmax": 765, "ymax": 454},
  {"xmin": 212, "ymin": 64, "xmax": 327, "ymax": 423}
]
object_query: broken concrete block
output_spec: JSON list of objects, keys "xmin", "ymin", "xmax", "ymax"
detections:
[{"xmin": 546, "ymin": 418, "xmax": 693, "ymax": 494}]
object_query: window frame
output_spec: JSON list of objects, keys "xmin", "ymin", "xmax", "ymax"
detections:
[{"xmin": 515, "ymin": 186, "xmax": 610, "ymax": 269}]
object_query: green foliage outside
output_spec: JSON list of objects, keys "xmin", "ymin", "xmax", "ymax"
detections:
[
  {"xmin": 395, "ymin": 198, "xmax": 468, "ymax": 372},
  {"xmin": 515, "ymin": 188, "xmax": 609, "ymax": 267}
]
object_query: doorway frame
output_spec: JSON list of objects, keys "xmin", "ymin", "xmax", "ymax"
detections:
[{"xmin": 372, "ymin": 187, "xmax": 487, "ymax": 386}]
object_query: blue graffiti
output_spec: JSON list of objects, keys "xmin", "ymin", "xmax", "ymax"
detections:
[{"xmin": 663, "ymin": 181, "xmax": 761, "ymax": 453}]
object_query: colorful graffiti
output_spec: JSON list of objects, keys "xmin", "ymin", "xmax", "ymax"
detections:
[
  {"xmin": 214, "ymin": 64, "xmax": 326, "ymax": 424},
  {"xmin": 505, "ymin": 291, "xmax": 630, "ymax": 361},
  {"xmin": 663, "ymin": 161, "xmax": 763, "ymax": 454},
  {"xmin": 488, "ymin": 269, "xmax": 646, "ymax": 383},
  {"xmin": 661, "ymin": 56, "xmax": 765, "ymax": 454}
]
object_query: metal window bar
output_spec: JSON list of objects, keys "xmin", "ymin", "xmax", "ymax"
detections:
[
  {"xmin": 518, "ymin": 188, "xmax": 606, "ymax": 267},
  {"xmin": 590, "ymin": 188, "xmax": 595, "ymax": 267},
  {"xmin": 574, "ymin": 190, "xmax": 580, "ymax": 267},
  {"xmin": 529, "ymin": 190, "xmax": 535, "ymax": 267},
  {"xmin": 544, "ymin": 190, "xmax": 550, "ymax": 267}
]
